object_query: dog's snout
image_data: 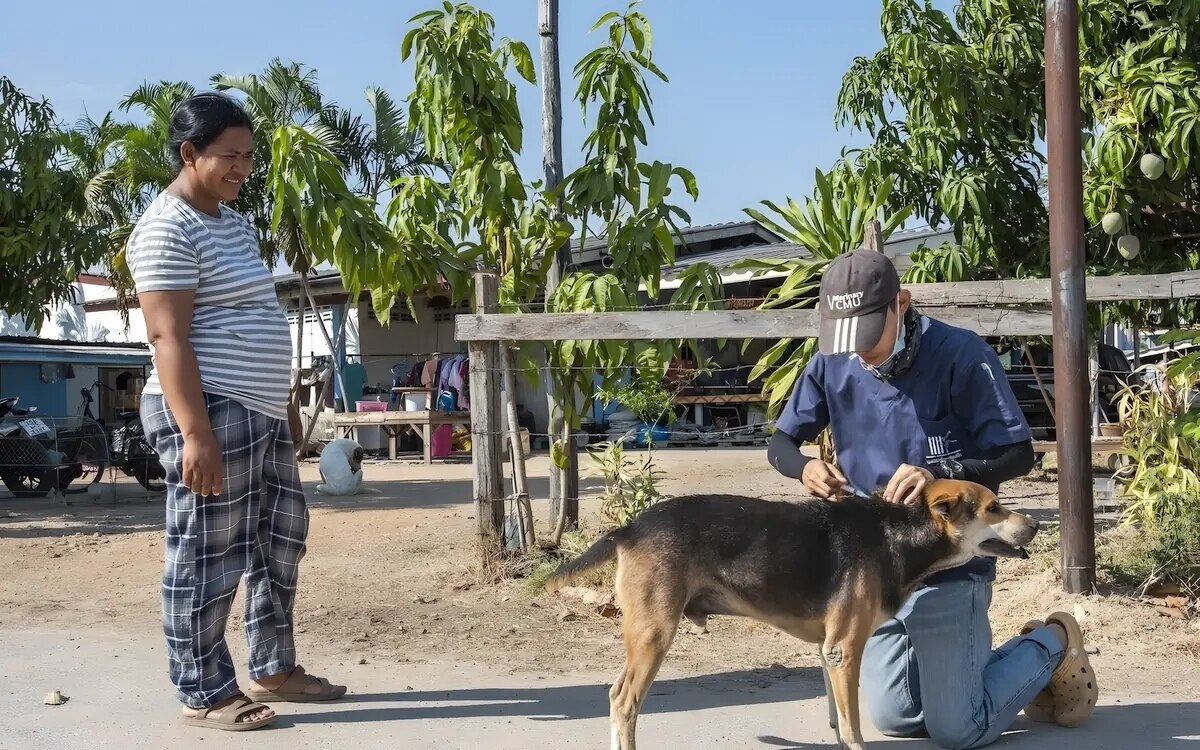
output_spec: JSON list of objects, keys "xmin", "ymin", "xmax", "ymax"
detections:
[{"xmin": 1029, "ymin": 517, "xmax": 1040, "ymax": 533}]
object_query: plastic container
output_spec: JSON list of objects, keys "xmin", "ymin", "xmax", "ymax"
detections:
[
  {"xmin": 403, "ymin": 392, "xmax": 429, "ymax": 411},
  {"xmin": 354, "ymin": 400, "xmax": 387, "ymax": 452}
]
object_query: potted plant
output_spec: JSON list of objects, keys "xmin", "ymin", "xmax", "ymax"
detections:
[{"xmin": 598, "ymin": 372, "xmax": 678, "ymax": 447}]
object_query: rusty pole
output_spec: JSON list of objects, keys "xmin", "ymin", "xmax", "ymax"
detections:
[{"xmin": 1045, "ymin": 0, "xmax": 1095, "ymax": 593}]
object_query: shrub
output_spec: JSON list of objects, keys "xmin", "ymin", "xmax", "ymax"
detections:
[{"xmin": 587, "ymin": 436, "xmax": 664, "ymax": 528}]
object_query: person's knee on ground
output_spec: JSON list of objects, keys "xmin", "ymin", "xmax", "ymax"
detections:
[{"xmin": 862, "ymin": 624, "xmax": 927, "ymax": 739}]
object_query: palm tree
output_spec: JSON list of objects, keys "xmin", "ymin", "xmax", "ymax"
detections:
[
  {"xmin": 321, "ymin": 87, "xmax": 442, "ymax": 201},
  {"xmin": 116, "ymin": 81, "xmax": 196, "ymax": 207}
]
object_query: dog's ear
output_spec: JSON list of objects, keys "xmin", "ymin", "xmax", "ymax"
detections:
[{"xmin": 924, "ymin": 480, "xmax": 968, "ymax": 523}]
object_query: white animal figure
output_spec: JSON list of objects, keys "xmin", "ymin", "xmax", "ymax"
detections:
[{"xmin": 315, "ymin": 438, "xmax": 377, "ymax": 496}]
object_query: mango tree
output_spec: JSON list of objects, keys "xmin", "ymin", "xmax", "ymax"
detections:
[
  {"xmin": 832, "ymin": 0, "xmax": 1200, "ymax": 327},
  {"xmin": 397, "ymin": 2, "xmax": 721, "ymax": 547},
  {"xmin": 0, "ymin": 77, "xmax": 108, "ymax": 328}
]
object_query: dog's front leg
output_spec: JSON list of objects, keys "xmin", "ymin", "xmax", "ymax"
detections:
[{"xmin": 822, "ymin": 613, "xmax": 873, "ymax": 750}]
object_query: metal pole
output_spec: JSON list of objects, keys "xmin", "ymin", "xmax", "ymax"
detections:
[{"xmin": 1045, "ymin": 0, "xmax": 1095, "ymax": 593}]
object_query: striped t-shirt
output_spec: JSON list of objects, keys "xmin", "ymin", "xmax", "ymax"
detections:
[{"xmin": 126, "ymin": 192, "xmax": 292, "ymax": 421}]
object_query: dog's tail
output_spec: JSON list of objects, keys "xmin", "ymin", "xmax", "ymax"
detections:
[{"xmin": 544, "ymin": 527, "xmax": 628, "ymax": 594}]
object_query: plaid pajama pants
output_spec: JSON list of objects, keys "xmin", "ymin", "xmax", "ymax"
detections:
[{"xmin": 141, "ymin": 393, "xmax": 309, "ymax": 709}]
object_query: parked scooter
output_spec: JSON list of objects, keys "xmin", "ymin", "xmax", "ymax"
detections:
[
  {"xmin": 79, "ymin": 382, "xmax": 166, "ymax": 492},
  {"xmin": 0, "ymin": 396, "xmax": 106, "ymax": 497}
]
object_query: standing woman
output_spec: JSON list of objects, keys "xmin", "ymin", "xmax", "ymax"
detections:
[{"xmin": 127, "ymin": 92, "xmax": 346, "ymax": 731}]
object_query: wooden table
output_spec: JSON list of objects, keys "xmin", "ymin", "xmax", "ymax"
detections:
[
  {"xmin": 331, "ymin": 410, "xmax": 471, "ymax": 464},
  {"xmin": 674, "ymin": 392, "xmax": 769, "ymax": 427}
]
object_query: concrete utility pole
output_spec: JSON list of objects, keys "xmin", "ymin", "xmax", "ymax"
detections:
[{"xmin": 1045, "ymin": 0, "xmax": 1096, "ymax": 594}]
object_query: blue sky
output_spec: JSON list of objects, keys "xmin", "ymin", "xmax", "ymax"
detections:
[{"xmin": 3, "ymin": 0, "xmax": 895, "ymax": 226}]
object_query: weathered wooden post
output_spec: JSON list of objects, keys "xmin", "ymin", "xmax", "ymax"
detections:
[
  {"xmin": 1046, "ymin": 0, "xmax": 1096, "ymax": 593},
  {"xmin": 470, "ymin": 270, "xmax": 506, "ymax": 551}
]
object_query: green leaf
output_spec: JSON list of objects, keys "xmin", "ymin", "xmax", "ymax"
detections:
[
  {"xmin": 509, "ymin": 41, "xmax": 536, "ymax": 83},
  {"xmin": 591, "ymin": 10, "xmax": 621, "ymax": 32}
]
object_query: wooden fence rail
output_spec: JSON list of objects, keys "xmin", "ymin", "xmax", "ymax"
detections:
[{"xmin": 456, "ymin": 271, "xmax": 1200, "ymax": 343}]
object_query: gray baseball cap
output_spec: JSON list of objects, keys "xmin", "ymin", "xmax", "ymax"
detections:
[{"xmin": 818, "ymin": 249, "xmax": 900, "ymax": 355}]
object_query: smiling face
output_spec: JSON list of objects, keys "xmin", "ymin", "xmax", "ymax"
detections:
[
  {"xmin": 178, "ymin": 125, "xmax": 254, "ymax": 204},
  {"xmin": 924, "ymin": 479, "xmax": 1040, "ymax": 560}
]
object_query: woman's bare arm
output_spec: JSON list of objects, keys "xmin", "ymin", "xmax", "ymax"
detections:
[{"xmin": 139, "ymin": 289, "xmax": 222, "ymax": 496}]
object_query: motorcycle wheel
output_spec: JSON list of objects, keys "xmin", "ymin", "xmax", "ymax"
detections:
[
  {"xmin": 129, "ymin": 441, "xmax": 166, "ymax": 493},
  {"xmin": 0, "ymin": 470, "xmax": 52, "ymax": 498}
]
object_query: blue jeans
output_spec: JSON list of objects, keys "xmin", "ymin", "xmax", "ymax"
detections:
[{"xmin": 862, "ymin": 578, "xmax": 1064, "ymax": 750}]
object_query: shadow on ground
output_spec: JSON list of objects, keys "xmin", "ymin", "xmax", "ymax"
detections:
[
  {"xmin": 759, "ymin": 701, "xmax": 1200, "ymax": 749},
  {"xmin": 281, "ymin": 667, "xmax": 825, "ymax": 726}
]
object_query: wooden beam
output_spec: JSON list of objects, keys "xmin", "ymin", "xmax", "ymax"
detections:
[
  {"xmin": 456, "ymin": 307, "xmax": 1054, "ymax": 342},
  {"xmin": 906, "ymin": 270, "xmax": 1200, "ymax": 306},
  {"xmin": 469, "ymin": 271, "xmax": 506, "ymax": 550}
]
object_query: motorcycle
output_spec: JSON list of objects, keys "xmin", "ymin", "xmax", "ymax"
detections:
[
  {"xmin": 79, "ymin": 383, "xmax": 166, "ymax": 493},
  {"xmin": 0, "ymin": 396, "xmax": 107, "ymax": 497}
]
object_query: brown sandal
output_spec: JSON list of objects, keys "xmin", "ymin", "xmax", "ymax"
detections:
[
  {"xmin": 244, "ymin": 665, "xmax": 347, "ymax": 703},
  {"xmin": 1043, "ymin": 611, "xmax": 1099, "ymax": 727},
  {"xmin": 180, "ymin": 694, "xmax": 276, "ymax": 732},
  {"xmin": 1019, "ymin": 619, "xmax": 1055, "ymax": 723}
]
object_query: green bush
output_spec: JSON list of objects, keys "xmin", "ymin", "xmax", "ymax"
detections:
[
  {"xmin": 587, "ymin": 437, "xmax": 664, "ymax": 528},
  {"xmin": 1100, "ymin": 492, "xmax": 1200, "ymax": 592}
]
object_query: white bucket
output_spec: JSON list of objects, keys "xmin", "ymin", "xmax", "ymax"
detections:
[{"xmin": 403, "ymin": 392, "xmax": 430, "ymax": 411}]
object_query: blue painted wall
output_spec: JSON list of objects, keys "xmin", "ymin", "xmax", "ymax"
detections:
[{"xmin": 0, "ymin": 363, "xmax": 68, "ymax": 415}]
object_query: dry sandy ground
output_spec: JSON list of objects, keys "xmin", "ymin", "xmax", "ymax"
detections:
[{"xmin": 1, "ymin": 448, "xmax": 1198, "ymax": 748}]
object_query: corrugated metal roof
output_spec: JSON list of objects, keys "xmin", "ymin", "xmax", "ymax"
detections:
[
  {"xmin": 661, "ymin": 241, "xmax": 810, "ymax": 274},
  {"xmin": 0, "ymin": 337, "xmax": 151, "ymax": 366},
  {"xmin": 577, "ymin": 219, "xmax": 781, "ymax": 251}
]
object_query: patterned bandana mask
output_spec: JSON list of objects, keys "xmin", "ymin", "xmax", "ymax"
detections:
[{"xmin": 861, "ymin": 305, "xmax": 924, "ymax": 380}]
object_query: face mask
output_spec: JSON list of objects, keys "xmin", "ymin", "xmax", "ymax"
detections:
[{"xmin": 862, "ymin": 303, "xmax": 906, "ymax": 379}]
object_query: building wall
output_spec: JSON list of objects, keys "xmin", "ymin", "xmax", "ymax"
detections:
[
  {"xmin": 356, "ymin": 296, "xmax": 468, "ymax": 388},
  {"xmin": 0, "ymin": 363, "xmax": 68, "ymax": 415}
]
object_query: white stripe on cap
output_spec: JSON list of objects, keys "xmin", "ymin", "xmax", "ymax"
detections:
[{"xmin": 833, "ymin": 315, "xmax": 859, "ymax": 354}]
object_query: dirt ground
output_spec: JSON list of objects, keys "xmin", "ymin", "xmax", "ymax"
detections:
[{"xmin": 1, "ymin": 448, "xmax": 1198, "ymax": 698}]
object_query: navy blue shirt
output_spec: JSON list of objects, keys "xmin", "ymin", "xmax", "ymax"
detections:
[{"xmin": 775, "ymin": 317, "xmax": 1032, "ymax": 582}]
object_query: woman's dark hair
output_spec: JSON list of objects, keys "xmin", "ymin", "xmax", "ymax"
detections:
[{"xmin": 167, "ymin": 92, "xmax": 254, "ymax": 172}]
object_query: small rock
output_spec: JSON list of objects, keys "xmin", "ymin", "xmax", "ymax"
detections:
[
  {"xmin": 413, "ymin": 596, "xmax": 439, "ymax": 605},
  {"xmin": 420, "ymin": 628, "xmax": 428, "ymax": 635},
  {"xmin": 43, "ymin": 690, "xmax": 68, "ymax": 706},
  {"xmin": 358, "ymin": 658, "xmax": 367, "ymax": 665},
  {"xmin": 1084, "ymin": 643, "xmax": 1100, "ymax": 655},
  {"xmin": 1073, "ymin": 602, "xmax": 1087, "ymax": 622},
  {"xmin": 556, "ymin": 610, "xmax": 578, "ymax": 623}
]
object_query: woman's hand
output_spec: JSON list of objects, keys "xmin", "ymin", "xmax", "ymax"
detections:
[
  {"xmin": 182, "ymin": 431, "xmax": 223, "ymax": 497},
  {"xmin": 802, "ymin": 459, "xmax": 848, "ymax": 499},
  {"xmin": 884, "ymin": 464, "xmax": 934, "ymax": 505}
]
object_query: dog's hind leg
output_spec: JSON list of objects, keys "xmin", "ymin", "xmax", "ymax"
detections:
[
  {"xmin": 822, "ymin": 664, "xmax": 839, "ymax": 734},
  {"xmin": 609, "ymin": 557, "xmax": 684, "ymax": 750}
]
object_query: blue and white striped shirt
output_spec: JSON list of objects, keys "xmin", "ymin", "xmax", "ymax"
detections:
[{"xmin": 126, "ymin": 192, "xmax": 292, "ymax": 421}]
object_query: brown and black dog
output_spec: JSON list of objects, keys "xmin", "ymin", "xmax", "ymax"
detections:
[{"xmin": 545, "ymin": 479, "xmax": 1039, "ymax": 750}]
